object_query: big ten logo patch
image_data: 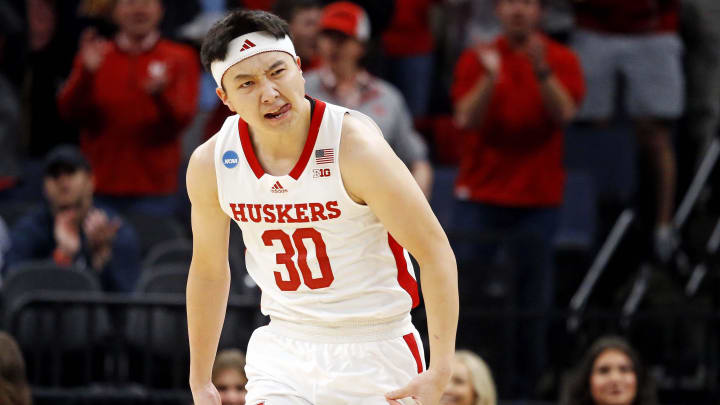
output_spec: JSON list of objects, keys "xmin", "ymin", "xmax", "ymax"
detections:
[
  {"xmin": 313, "ymin": 168, "xmax": 331, "ymax": 178},
  {"xmin": 223, "ymin": 150, "xmax": 239, "ymax": 168}
]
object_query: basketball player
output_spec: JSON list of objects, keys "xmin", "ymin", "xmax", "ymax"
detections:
[{"xmin": 186, "ymin": 10, "xmax": 458, "ymax": 405}]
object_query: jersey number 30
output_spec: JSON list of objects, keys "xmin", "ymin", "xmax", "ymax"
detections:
[{"xmin": 262, "ymin": 228, "xmax": 334, "ymax": 291}]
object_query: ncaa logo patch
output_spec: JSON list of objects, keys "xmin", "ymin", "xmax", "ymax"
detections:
[{"xmin": 222, "ymin": 151, "xmax": 239, "ymax": 169}]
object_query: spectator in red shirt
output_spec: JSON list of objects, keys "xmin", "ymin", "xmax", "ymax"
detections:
[
  {"xmin": 571, "ymin": 0, "xmax": 683, "ymax": 262},
  {"xmin": 57, "ymin": 0, "xmax": 199, "ymax": 217},
  {"xmin": 451, "ymin": 0, "xmax": 584, "ymax": 397}
]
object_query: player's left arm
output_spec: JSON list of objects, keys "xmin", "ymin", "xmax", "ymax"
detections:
[{"xmin": 339, "ymin": 113, "xmax": 458, "ymax": 404}]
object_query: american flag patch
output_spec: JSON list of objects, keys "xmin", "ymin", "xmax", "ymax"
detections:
[{"xmin": 315, "ymin": 148, "xmax": 334, "ymax": 164}]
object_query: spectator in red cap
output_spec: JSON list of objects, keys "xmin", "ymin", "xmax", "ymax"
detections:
[
  {"xmin": 57, "ymin": 0, "xmax": 200, "ymax": 217},
  {"xmin": 304, "ymin": 1, "xmax": 433, "ymax": 197},
  {"xmin": 451, "ymin": 0, "xmax": 584, "ymax": 397}
]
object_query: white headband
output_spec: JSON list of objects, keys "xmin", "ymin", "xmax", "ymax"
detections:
[{"xmin": 210, "ymin": 31, "xmax": 297, "ymax": 87}]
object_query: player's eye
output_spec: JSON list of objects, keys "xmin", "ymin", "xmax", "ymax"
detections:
[
  {"xmin": 271, "ymin": 69, "xmax": 285, "ymax": 76},
  {"xmin": 217, "ymin": 385, "xmax": 227, "ymax": 391},
  {"xmin": 239, "ymin": 81, "xmax": 254, "ymax": 89}
]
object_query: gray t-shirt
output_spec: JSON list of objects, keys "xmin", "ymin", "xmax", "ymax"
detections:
[{"xmin": 304, "ymin": 69, "xmax": 428, "ymax": 168}]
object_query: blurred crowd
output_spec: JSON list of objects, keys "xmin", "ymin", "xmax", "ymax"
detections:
[{"xmin": 0, "ymin": 0, "xmax": 719, "ymax": 403}]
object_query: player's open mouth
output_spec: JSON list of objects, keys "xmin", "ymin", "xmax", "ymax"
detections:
[{"xmin": 264, "ymin": 103, "xmax": 291, "ymax": 120}]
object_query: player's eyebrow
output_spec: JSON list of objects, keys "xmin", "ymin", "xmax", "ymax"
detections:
[{"xmin": 232, "ymin": 60, "xmax": 287, "ymax": 81}]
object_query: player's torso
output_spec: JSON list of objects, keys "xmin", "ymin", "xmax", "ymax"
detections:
[{"xmin": 213, "ymin": 98, "xmax": 417, "ymax": 325}]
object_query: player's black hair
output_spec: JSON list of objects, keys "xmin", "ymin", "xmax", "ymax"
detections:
[
  {"xmin": 272, "ymin": 0, "xmax": 321, "ymax": 24},
  {"xmin": 200, "ymin": 9, "xmax": 291, "ymax": 73}
]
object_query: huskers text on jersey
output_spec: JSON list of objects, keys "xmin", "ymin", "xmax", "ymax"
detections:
[{"xmin": 228, "ymin": 201, "xmax": 341, "ymax": 223}]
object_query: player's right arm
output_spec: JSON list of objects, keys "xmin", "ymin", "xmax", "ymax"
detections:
[{"xmin": 186, "ymin": 138, "xmax": 231, "ymax": 405}]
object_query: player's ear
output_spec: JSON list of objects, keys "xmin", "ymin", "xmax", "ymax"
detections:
[
  {"xmin": 295, "ymin": 56, "xmax": 302, "ymax": 71},
  {"xmin": 216, "ymin": 86, "xmax": 237, "ymax": 113}
]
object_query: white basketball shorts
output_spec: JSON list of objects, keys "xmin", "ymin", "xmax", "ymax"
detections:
[{"xmin": 244, "ymin": 316, "xmax": 426, "ymax": 405}]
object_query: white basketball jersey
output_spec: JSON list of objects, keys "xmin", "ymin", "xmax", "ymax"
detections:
[{"xmin": 214, "ymin": 98, "xmax": 419, "ymax": 326}]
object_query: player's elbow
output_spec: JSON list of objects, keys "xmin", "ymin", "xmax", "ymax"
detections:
[
  {"xmin": 415, "ymin": 240, "xmax": 457, "ymax": 276},
  {"xmin": 188, "ymin": 256, "xmax": 231, "ymax": 281}
]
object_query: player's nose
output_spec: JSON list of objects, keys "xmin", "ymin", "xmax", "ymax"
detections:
[{"xmin": 259, "ymin": 79, "xmax": 280, "ymax": 103}]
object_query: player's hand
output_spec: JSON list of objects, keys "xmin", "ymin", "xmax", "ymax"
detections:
[
  {"xmin": 79, "ymin": 28, "xmax": 111, "ymax": 73},
  {"xmin": 191, "ymin": 381, "xmax": 221, "ymax": 405},
  {"xmin": 385, "ymin": 368, "xmax": 451, "ymax": 405}
]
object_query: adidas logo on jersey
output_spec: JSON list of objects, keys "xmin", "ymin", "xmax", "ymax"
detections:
[
  {"xmin": 271, "ymin": 181, "xmax": 288, "ymax": 193},
  {"xmin": 239, "ymin": 39, "xmax": 256, "ymax": 52}
]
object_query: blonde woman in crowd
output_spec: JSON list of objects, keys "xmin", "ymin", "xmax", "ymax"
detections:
[
  {"xmin": 211, "ymin": 349, "xmax": 247, "ymax": 405},
  {"xmin": 440, "ymin": 350, "xmax": 497, "ymax": 405}
]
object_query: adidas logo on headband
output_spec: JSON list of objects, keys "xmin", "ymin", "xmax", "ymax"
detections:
[
  {"xmin": 239, "ymin": 39, "xmax": 256, "ymax": 52},
  {"xmin": 210, "ymin": 31, "xmax": 297, "ymax": 87}
]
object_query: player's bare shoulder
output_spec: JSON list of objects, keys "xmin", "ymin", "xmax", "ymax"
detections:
[
  {"xmin": 339, "ymin": 112, "xmax": 393, "ymax": 167},
  {"xmin": 186, "ymin": 135, "xmax": 220, "ymax": 205},
  {"xmin": 339, "ymin": 112, "xmax": 409, "ymax": 204}
]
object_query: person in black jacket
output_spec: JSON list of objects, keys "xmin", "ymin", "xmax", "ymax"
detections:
[{"xmin": 5, "ymin": 145, "xmax": 141, "ymax": 293}]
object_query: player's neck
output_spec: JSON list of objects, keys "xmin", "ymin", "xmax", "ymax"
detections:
[{"xmin": 248, "ymin": 98, "xmax": 312, "ymax": 172}]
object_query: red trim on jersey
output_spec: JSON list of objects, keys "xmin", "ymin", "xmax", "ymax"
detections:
[
  {"xmin": 238, "ymin": 118, "xmax": 265, "ymax": 179},
  {"xmin": 289, "ymin": 98, "xmax": 326, "ymax": 179},
  {"xmin": 403, "ymin": 333, "xmax": 424, "ymax": 374},
  {"xmin": 237, "ymin": 97, "xmax": 326, "ymax": 180},
  {"xmin": 388, "ymin": 234, "xmax": 419, "ymax": 308}
]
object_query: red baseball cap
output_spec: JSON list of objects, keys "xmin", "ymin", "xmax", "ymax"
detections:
[{"xmin": 320, "ymin": 1, "xmax": 370, "ymax": 41}]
